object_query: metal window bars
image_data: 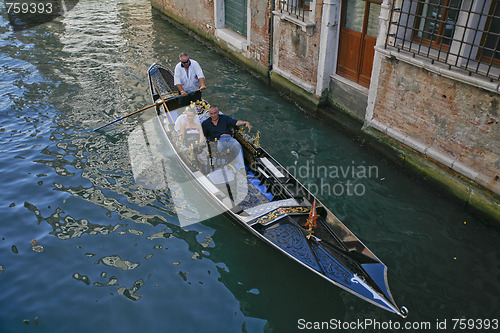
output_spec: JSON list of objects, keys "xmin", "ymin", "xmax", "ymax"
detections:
[
  {"xmin": 385, "ymin": 0, "xmax": 499, "ymax": 82},
  {"xmin": 277, "ymin": 0, "xmax": 312, "ymax": 21}
]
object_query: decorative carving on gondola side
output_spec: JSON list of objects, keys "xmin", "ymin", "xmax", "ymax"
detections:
[
  {"xmin": 262, "ymin": 223, "xmax": 321, "ymax": 271},
  {"xmin": 235, "ymin": 131, "xmax": 258, "ymax": 153},
  {"xmin": 251, "ymin": 131, "xmax": 260, "ymax": 147},
  {"xmin": 310, "ymin": 243, "xmax": 352, "ymax": 285},
  {"xmin": 234, "ymin": 129, "xmax": 262, "ymax": 167},
  {"xmin": 255, "ymin": 206, "xmax": 310, "ymax": 225}
]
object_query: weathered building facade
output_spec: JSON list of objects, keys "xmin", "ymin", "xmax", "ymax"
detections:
[
  {"xmin": 366, "ymin": 0, "xmax": 499, "ymax": 198},
  {"xmin": 151, "ymin": 0, "xmax": 499, "ymax": 220}
]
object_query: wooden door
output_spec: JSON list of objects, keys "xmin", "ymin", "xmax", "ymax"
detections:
[{"xmin": 337, "ymin": 0, "xmax": 381, "ymax": 87}]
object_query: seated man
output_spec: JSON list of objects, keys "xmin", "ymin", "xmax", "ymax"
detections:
[{"xmin": 201, "ymin": 105, "xmax": 251, "ymax": 171}]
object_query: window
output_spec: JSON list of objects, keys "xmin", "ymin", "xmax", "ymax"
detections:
[
  {"xmin": 413, "ymin": 0, "xmax": 461, "ymax": 49},
  {"xmin": 385, "ymin": 0, "xmax": 500, "ymax": 82},
  {"xmin": 277, "ymin": 0, "xmax": 312, "ymax": 21},
  {"xmin": 214, "ymin": 0, "xmax": 249, "ymax": 52},
  {"xmin": 478, "ymin": 1, "xmax": 499, "ymax": 67}
]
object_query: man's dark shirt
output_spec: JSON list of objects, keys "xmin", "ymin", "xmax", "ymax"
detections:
[{"xmin": 202, "ymin": 114, "xmax": 238, "ymax": 141}]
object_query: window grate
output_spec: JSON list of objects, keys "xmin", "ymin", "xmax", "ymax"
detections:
[
  {"xmin": 385, "ymin": 0, "xmax": 500, "ymax": 82},
  {"xmin": 277, "ymin": 0, "xmax": 312, "ymax": 21}
]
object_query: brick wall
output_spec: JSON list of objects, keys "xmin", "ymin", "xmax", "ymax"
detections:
[
  {"xmin": 274, "ymin": 1, "xmax": 323, "ymax": 90},
  {"xmin": 248, "ymin": 0, "xmax": 272, "ymax": 68},
  {"xmin": 373, "ymin": 57, "xmax": 500, "ymax": 186}
]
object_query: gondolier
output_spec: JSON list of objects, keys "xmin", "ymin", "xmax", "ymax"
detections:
[
  {"xmin": 201, "ymin": 105, "xmax": 251, "ymax": 171},
  {"xmin": 174, "ymin": 53, "xmax": 206, "ymax": 96}
]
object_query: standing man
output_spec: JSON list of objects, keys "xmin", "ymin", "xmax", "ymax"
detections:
[
  {"xmin": 174, "ymin": 53, "xmax": 206, "ymax": 96},
  {"xmin": 202, "ymin": 105, "xmax": 251, "ymax": 171}
]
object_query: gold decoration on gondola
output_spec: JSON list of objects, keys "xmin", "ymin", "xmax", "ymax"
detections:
[
  {"xmin": 252, "ymin": 132, "xmax": 260, "ymax": 147},
  {"xmin": 235, "ymin": 131, "xmax": 259, "ymax": 156},
  {"xmin": 256, "ymin": 206, "xmax": 310, "ymax": 225},
  {"xmin": 304, "ymin": 222, "xmax": 314, "ymax": 239},
  {"xmin": 189, "ymin": 99, "xmax": 210, "ymax": 114}
]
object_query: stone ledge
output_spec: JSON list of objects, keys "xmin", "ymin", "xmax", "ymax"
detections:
[
  {"xmin": 328, "ymin": 75, "xmax": 368, "ymax": 122},
  {"xmin": 272, "ymin": 10, "xmax": 316, "ymax": 36},
  {"xmin": 215, "ymin": 28, "xmax": 248, "ymax": 53},
  {"xmin": 269, "ymin": 70, "xmax": 319, "ymax": 109},
  {"xmin": 273, "ymin": 67, "xmax": 316, "ymax": 94},
  {"xmin": 376, "ymin": 46, "xmax": 500, "ymax": 94}
]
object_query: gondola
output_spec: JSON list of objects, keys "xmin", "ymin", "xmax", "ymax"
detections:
[{"xmin": 147, "ymin": 63, "xmax": 407, "ymax": 317}]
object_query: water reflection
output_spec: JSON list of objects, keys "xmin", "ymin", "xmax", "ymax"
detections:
[
  {"xmin": 72, "ymin": 272, "xmax": 91, "ymax": 285},
  {"xmin": 94, "ymin": 272, "xmax": 119, "ymax": 288},
  {"xmin": 98, "ymin": 255, "xmax": 140, "ymax": 271},
  {"xmin": 117, "ymin": 279, "xmax": 145, "ymax": 301},
  {"xmin": 24, "ymin": 202, "xmax": 122, "ymax": 239}
]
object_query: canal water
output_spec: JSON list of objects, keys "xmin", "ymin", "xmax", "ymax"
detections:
[{"xmin": 0, "ymin": 1, "xmax": 498, "ymax": 332}]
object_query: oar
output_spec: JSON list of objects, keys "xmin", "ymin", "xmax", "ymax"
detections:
[
  {"xmin": 91, "ymin": 88, "xmax": 202, "ymax": 132},
  {"xmin": 151, "ymin": 79, "xmax": 175, "ymax": 124},
  {"xmin": 91, "ymin": 102, "xmax": 163, "ymax": 132}
]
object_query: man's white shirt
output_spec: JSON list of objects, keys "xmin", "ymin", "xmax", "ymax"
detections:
[{"xmin": 174, "ymin": 59, "xmax": 205, "ymax": 93}]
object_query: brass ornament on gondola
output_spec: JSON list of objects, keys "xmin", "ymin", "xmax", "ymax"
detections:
[
  {"xmin": 190, "ymin": 99, "xmax": 210, "ymax": 114},
  {"xmin": 252, "ymin": 131, "xmax": 260, "ymax": 147}
]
